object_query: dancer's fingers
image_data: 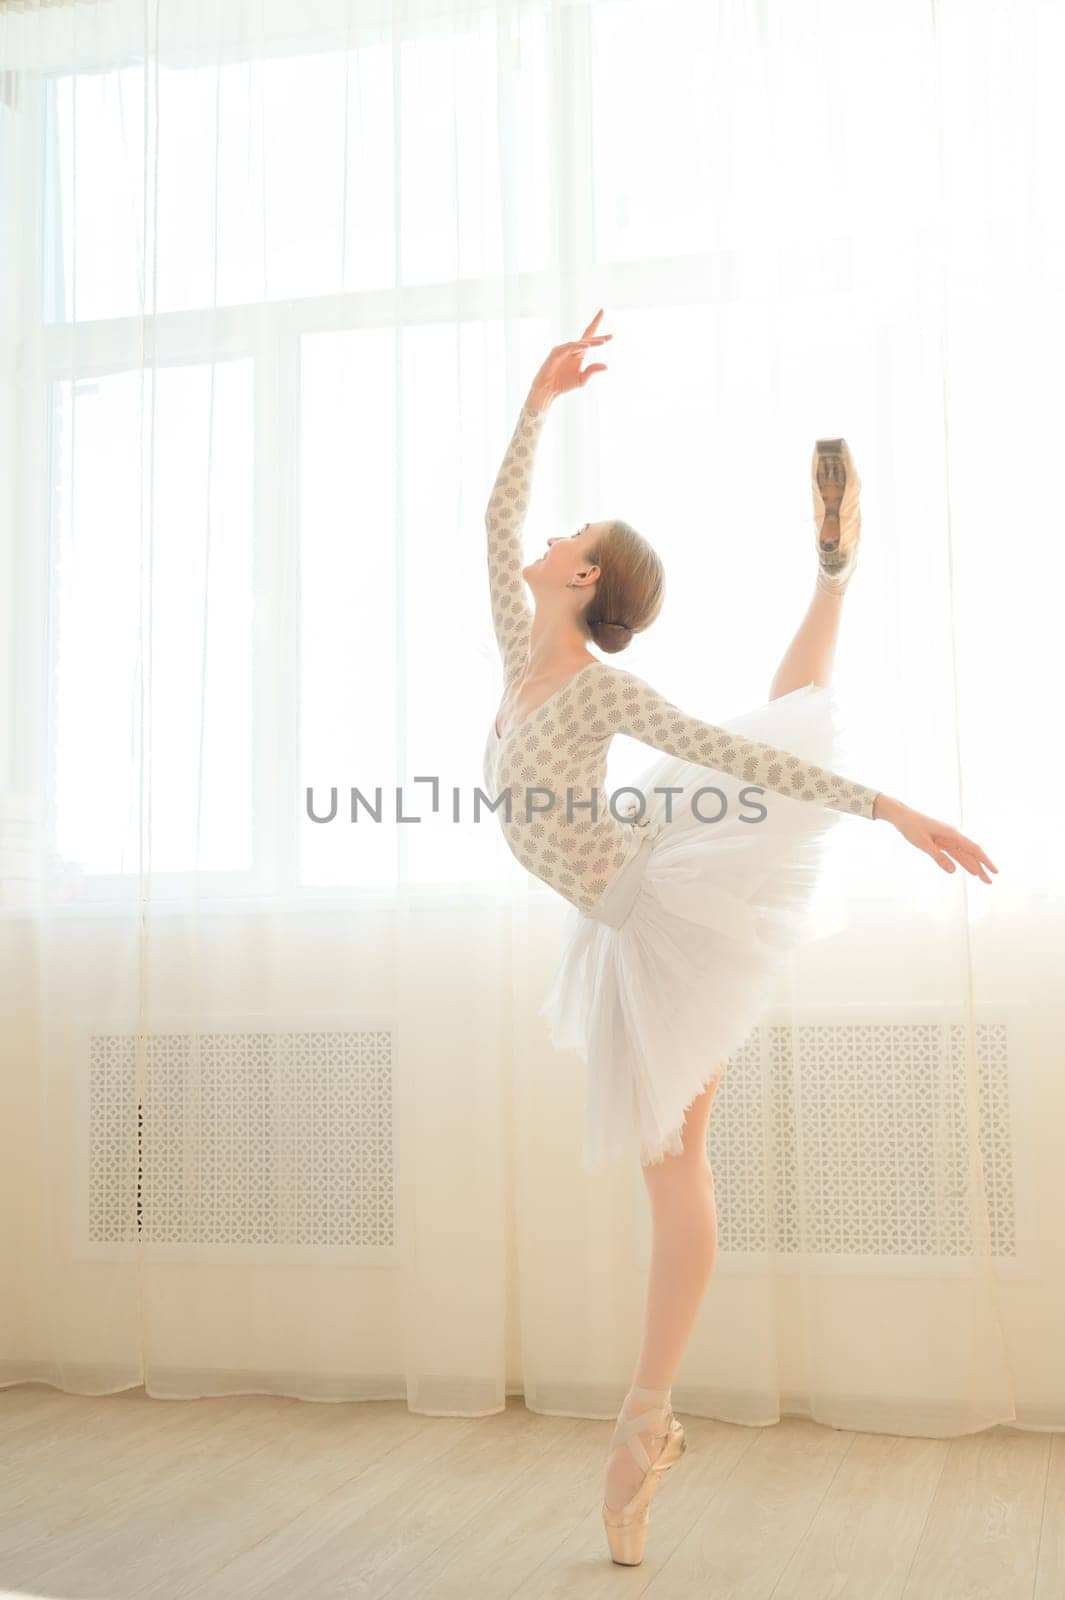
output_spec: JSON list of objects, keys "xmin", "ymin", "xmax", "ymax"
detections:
[
  {"xmin": 937, "ymin": 833, "xmax": 995, "ymax": 883},
  {"xmin": 965, "ymin": 838, "xmax": 997, "ymax": 874},
  {"xmin": 949, "ymin": 829, "xmax": 997, "ymax": 877},
  {"xmin": 952, "ymin": 845, "xmax": 991, "ymax": 883}
]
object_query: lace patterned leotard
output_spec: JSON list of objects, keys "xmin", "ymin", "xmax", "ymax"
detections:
[{"xmin": 483, "ymin": 401, "xmax": 881, "ymax": 917}]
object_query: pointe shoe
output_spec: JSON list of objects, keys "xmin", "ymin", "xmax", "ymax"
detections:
[
  {"xmin": 812, "ymin": 436, "xmax": 862, "ymax": 595},
  {"xmin": 601, "ymin": 1384, "xmax": 687, "ymax": 1566}
]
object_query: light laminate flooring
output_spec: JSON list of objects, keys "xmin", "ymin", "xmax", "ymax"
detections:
[{"xmin": 1, "ymin": 1386, "xmax": 1060, "ymax": 1598}]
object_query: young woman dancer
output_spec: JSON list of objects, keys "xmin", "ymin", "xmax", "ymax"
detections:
[{"xmin": 482, "ymin": 309, "xmax": 997, "ymax": 1565}]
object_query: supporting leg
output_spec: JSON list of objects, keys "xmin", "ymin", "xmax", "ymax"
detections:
[
  {"xmin": 768, "ymin": 581, "xmax": 844, "ymax": 701},
  {"xmin": 603, "ymin": 1070, "xmax": 723, "ymax": 1512}
]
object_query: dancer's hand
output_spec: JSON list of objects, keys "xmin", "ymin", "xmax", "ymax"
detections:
[
  {"xmin": 526, "ymin": 309, "xmax": 612, "ymax": 412},
  {"xmin": 874, "ymin": 796, "xmax": 998, "ymax": 882}
]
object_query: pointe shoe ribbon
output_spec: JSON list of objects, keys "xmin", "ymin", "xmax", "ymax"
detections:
[
  {"xmin": 601, "ymin": 1385, "xmax": 687, "ymax": 1567},
  {"xmin": 812, "ymin": 437, "xmax": 862, "ymax": 595}
]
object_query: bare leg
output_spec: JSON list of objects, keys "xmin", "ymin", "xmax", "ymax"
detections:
[
  {"xmin": 603, "ymin": 1067, "xmax": 723, "ymax": 1512},
  {"xmin": 768, "ymin": 580, "xmax": 844, "ymax": 701}
]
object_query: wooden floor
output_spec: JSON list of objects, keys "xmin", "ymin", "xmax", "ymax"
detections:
[{"xmin": 1, "ymin": 1385, "xmax": 1061, "ymax": 1598}]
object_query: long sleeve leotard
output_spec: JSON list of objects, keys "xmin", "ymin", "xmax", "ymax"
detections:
[{"xmin": 483, "ymin": 401, "xmax": 881, "ymax": 915}]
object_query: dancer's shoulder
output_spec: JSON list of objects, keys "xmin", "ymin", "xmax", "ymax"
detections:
[
  {"xmin": 590, "ymin": 660, "xmax": 661, "ymax": 699},
  {"xmin": 581, "ymin": 661, "xmax": 673, "ymax": 728}
]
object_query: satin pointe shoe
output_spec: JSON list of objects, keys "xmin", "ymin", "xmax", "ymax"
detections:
[
  {"xmin": 812, "ymin": 436, "xmax": 862, "ymax": 595},
  {"xmin": 601, "ymin": 1384, "xmax": 687, "ymax": 1566}
]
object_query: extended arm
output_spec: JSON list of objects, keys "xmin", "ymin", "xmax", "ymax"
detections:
[
  {"xmin": 485, "ymin": 402, "xmax": 548, "ymax": 680},
  {"xmin": 604, "ymin": 668, "xmax": 881, "ymax": 818}
]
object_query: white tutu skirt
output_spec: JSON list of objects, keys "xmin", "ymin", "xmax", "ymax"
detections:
[{"xmin": 538, "ymin": 682, "xmax": 856, "ymax": 1173}]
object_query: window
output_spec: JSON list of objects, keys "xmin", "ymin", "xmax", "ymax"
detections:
[
  {"xmin": 30, "ymin": 20, "xmax": 553, "ymax": 900},
  {"xmin": 16, "ymin": 4, "xmax": 1042, "ymax": 907}
]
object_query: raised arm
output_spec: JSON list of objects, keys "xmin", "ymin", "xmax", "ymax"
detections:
[
  {"xmin": 485, "ymin": 318, "xmax": 613, "ymax": 678},
  {"xmin": 602, "ymin": 667, "xmax": 881, "ymax": 818},
  {"xmin": 485, "ymin": 402, "xmax": 548, "ymax": 680}
]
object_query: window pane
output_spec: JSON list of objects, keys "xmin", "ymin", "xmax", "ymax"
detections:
[
  {"xmin": 398, "ymin": 15, "xmax": 549, "ymax": 287},
  {"xmin": 299, "ymin": 329, "xmax": 398, "ymax": 890},
  {"xmin": 396, "ymin": 316, "xmax": 554, "ymax": 889},
  {"xmin": 299, "ymin": 317, "xmax": 553, "ymax": 890},
  {"xmin": 47, "ymin": 17, "xmax": 549, "ymax": 321},
  {"xmin": 591, "ymin": 3, "xmax": 937, "ymax": 268},
  {"xmin": 53, "ymin": 361, "xmax": 253, "ymax": 875}
]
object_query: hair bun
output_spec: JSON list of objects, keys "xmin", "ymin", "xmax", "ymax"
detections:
[{"xmin": 591, "ymin": 616, "xmax": 635, "ymax": 654}]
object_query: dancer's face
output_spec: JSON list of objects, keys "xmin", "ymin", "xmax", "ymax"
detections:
[{"xmin": 523, "ymin": 521, "xmax": 606, "ymax": 597}]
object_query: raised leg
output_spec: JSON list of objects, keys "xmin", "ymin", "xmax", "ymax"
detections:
[
  {"xmin": 767, "ymin": 581, "xmax": 844, "ymax": 701},
  {"xmin": 770, "ymin": 433, "xmax": 864, "ymax": 700},
  {"xmin": 603, "ymin": 1069, "xmax": 723, "ymax": 1512}
]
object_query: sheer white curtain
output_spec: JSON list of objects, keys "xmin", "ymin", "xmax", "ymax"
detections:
[{"xmin": 1, "ymin": 0, "xmax": 1059, "ymax": 1437}]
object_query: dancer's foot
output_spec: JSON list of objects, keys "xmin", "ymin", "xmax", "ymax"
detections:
[
  {"xmin": 812, "ymin": 437, "xmax": 862, "ymax": 595},
  {"xmin": 601, "ymin": 1384, "xmax": 687, "ymax": 1565},
  {"xmin": 603, "ymin": 1387, "xmax": 670, "ymax": 1511}
]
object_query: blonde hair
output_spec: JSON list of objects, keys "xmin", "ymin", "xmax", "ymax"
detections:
[{"xmin": 579, "ymin": 520, "xmax": 665, "ymax": 654}]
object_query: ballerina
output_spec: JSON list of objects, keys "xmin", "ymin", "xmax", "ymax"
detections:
[{"xmin": 482, "ymin": 308, "xmax": 997, "ymax": 1565}]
